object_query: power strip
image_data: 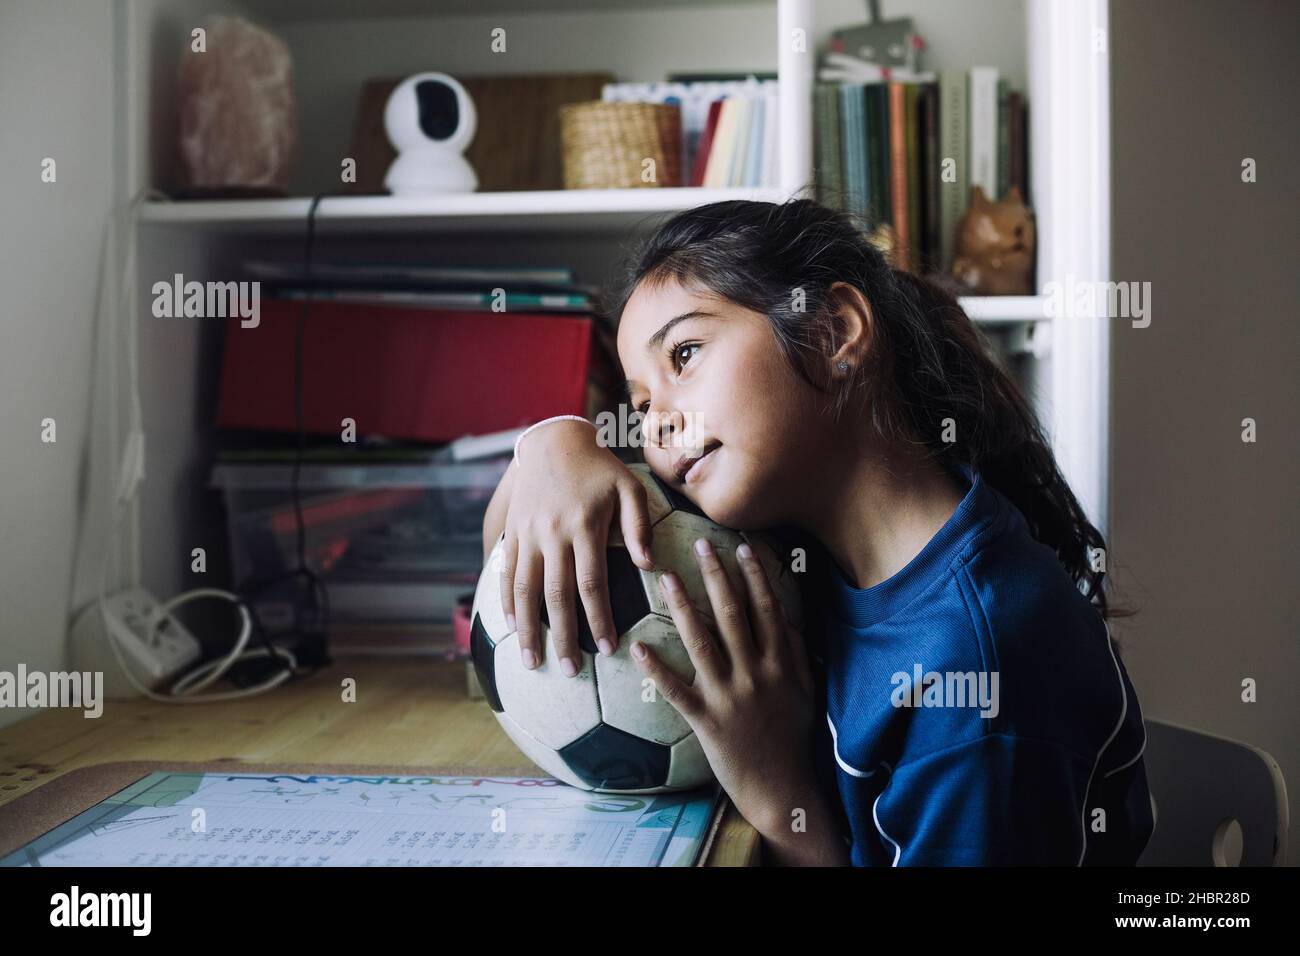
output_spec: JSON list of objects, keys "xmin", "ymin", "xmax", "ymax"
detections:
[{"xmin": 69, "ymin": 588, "xmax": 203, "ymax": 699}]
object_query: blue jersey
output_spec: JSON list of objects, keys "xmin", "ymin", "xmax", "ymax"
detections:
[{"xmin": 778, "ymin": 467, "xmax": 1153, "ymax": 866}]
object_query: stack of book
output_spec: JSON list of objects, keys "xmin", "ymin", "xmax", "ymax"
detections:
[
  {"xmin": 241, "ymin": 261, "xmax": 599, "ymax": 313},
  {"xmin": 814, "ymin": 63, "xmax": 1029, "ymax": 276}
]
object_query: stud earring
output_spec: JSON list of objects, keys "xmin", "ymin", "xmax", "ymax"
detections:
[{"xmin": 837, "ymin": 361, "xmax": 849, "ymax": 371}]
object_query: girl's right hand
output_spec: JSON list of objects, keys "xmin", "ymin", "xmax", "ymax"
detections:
[{"xmin": 499, "ymin": 420, "xmax": 656, "ymax": 677}]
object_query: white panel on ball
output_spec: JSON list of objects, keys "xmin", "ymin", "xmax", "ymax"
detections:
[
  {"xmin": 495, "ymin": 711, "xmax": 586, "ymax": 790},
  {"xmin": 595, "ymin": 615, "xmax": 694, "ymax": 746},
  {"xmin": 642, "ymin": 512, "xmax": 747, "ymax": 623},
  {"xmin": 666, "ymin": 734, "xmax": 711, "ymax": 790},
  {"xmin": 492, "ymin": 630, "xmax": 600, "ymax": 751},
  {"xmin": 623, "ymin": 463, "xmax": 676, "ymax": 527},
  {"xmin": 739, "ymin": 531, "xmax": 805, "ymax": 633},
  {"xmin": 472, "ymin": 537, "xmax": 512, "ymax": 640}
]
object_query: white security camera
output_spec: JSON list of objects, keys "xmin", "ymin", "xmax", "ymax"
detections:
[{"xmin": 383, "ymin": 72, "xmax": 478, "ymax": 195}]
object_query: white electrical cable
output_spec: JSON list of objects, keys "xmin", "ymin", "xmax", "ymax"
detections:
[
  {"xmin": 96, "ymin": 497, "xmax": 298, "ymax": 703},
  {"xmin": 117, "ymin": 188, "xmax": 162, "ymax": 586},
  {"xmin": 90, "ymin": 188, "xmax": 300, "ymax": 703}
]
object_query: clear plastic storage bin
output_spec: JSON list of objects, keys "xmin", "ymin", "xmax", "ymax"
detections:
[{"xmin": 210, "ymin": 456, "xmax": 509, "ymax": 633}]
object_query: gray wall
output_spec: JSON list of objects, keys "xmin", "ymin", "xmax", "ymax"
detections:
[
  {"xmin": 0, "ymin": 0, "xmax": 237, "ymax": 730},
  {"xmin": 0, "ymin": 0, "xmax": 116, "ymax": 729},
  {"xmin": 1109, "ymin": 0, "xmax": 1299, "ymax": 865}
]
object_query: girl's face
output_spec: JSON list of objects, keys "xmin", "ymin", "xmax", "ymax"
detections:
[{"xmin": 616, "ymin": 278, "xmax": 836, "ymax": 530}]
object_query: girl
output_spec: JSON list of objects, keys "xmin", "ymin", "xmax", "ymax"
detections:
[{"xmin": 481, "ymin": 199, "xmax": 1154, "ymax": 867}]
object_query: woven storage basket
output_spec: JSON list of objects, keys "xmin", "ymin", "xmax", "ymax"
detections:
[{"xmin": 559, "ymin": 101, "xmax": 683, "ymax": 189}]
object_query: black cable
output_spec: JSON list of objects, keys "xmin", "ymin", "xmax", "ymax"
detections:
[
  {"xmin": 291, "ymin": 193, "xmax": 331, "ymax": 637},
  {"xmin": 293, "ymin": 195, "xmax": 323, "ymax": 575},
  {"xmin": 232, "ymin": 192, "xmax": 334, "ymax": 683}
]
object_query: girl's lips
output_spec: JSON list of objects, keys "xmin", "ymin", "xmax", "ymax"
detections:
[{"xmin": 684, "ymin": 443, "xmax": 720, "ymax": 484}]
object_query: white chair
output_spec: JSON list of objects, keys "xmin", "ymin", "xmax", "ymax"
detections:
[{"xmin": 1138, "ymin": 717, "xmax": 1289, "ymax": 866}]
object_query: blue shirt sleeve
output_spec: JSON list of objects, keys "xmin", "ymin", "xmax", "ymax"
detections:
[{"xmin": 866, "ymin": 732, "xmax": 1096, "ymax": 866}]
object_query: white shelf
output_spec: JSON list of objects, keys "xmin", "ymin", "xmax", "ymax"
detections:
[
  {"xmin": 136, "ymin": 190, "xmax": 1044, "ymax": 325},
  {"xmin": 138, "ymin": 187, "xmax": 790, "ymax": 235},
  {"xmin": 958, "ymin": 296, "xmax": 1049, "ymax": 324}
]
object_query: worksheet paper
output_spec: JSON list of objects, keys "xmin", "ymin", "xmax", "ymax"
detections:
[{"xmin": 0, "ymin": 772, "xmax": 723, "ymax": 867}]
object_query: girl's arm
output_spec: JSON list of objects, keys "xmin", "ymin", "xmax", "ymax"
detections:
[
  {"xmin": 479, "ymin": 418, "xmax": 656, "ymax": 673},
  {"xmin": 759, "ymin": 788, "xmax": 853, "ymax": 866},
  {"xmin": 482, "ymin": 458, "xmax": 516, "ymax": 562}
]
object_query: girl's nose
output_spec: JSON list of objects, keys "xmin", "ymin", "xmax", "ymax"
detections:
[{"xmin": 644, "ymin": 407, "xmax": 684, "ymax": 447}]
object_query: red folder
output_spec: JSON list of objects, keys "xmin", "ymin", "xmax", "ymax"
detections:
[{"xmin": 215, "ymin": 299, "xmax": 593, "ymax": 442}]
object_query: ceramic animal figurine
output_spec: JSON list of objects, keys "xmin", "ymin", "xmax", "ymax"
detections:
[{"xmin": 950, "ymin": 185, "xmax": 1036, "ymax": 295}]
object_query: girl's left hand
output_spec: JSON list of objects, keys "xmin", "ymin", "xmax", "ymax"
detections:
[{"xmin": 630, "ymin": 537, "xmax": 819, "ymax": 836}]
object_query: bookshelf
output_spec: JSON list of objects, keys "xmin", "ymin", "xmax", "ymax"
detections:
[{"xmin": 119, "ymin": 0, "xmax": 1110, "ymax": 602}]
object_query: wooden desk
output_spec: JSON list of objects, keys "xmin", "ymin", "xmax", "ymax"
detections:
[{"xmin": 0, "ymin": 657, "xmax": 760, "ymax": 866}]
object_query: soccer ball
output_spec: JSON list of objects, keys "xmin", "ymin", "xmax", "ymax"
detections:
[{"xmin": 470, "ymin": 463, "xmax": 803, "ymax": 793}]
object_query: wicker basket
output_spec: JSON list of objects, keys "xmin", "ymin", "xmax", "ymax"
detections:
[{"xmin": 559, "ymin": 101, "xmax": 683, "ymax": 189}]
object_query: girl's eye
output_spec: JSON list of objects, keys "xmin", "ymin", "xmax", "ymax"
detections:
[
  {"xmin": 632, "ymin": 342, "xmax": 701, "ymax": 415},
  {"xmin": 669, "ymin": 341, "xmax": 701, "ymax": 372}
]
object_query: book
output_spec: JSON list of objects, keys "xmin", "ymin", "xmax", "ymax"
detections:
[
  {"xmin": 1009, "ymin": 90, "xmax": 1028, "ymax": 202},
  {"xmin": 691, "ymin": 98, "xmax": 724, "ymax": 187},
  {"xmin": 865, "ymin": 82, "xmax": 890, "ymax": 226},
  {"xmin": 444, "ymin": 429, "xmax": 522, "ymax": 463},
  {"xmin": 855, "ymin": 83, "xmax": 874, "ymax": 225},
  {"xmin": 275, "ymin": 288, "xmax": 592, "ymax": 312},
  {"xmin": 814, "ymin": 83, "xmax": 843, "ymax": 210},
  {"xmin": 969, "ymin": 66, "xmax": 999, "ymax": 198},
  {"xmin": 839, "ymin": 83, "xmax": 867, "ymax": 220},
  {"xmin": 997, "ymin": 78, "xmax": 1011, "ymax": 199},
  {"xmin": 818, "ymin": 52, "xmax": 936, "ymax": 84},
  {"xmin": 888, "ymin": 81, "xmax": 910, "ymax": 271},
  {"xmin": 919, "ymin": 82, "xmax": 941, "ymax": 273},
  {"xmin": 744, "ymin": 93, "xmax": 766, "ymax": 187},
  {"xmin": 905, "ymin": 83, "xmax": 922, "ymax": 271},
  {"xmin": 938, "ymin": 71, "xmax": 970, "ymax": 272},
  {"xmin": 242, "ymin": 261, "xmax": 577, "ymax": 288},
  {"xmin": 217, "ymin": 446, "xmax": 444, "ymax": 464},
  {"xmin": 728, "ymin": 95, "xmax": 754, "ymax": 187},
  {"xmin": 668, "ymin": 71, "xmax": 777, "ymax": 83},
  {"xmin": 761, "ymin": 83, "xmax": 779, "ymax": 188},
  {"xmin": 704, "ymin": 97, "xmax": 739, "ymax": 187}
]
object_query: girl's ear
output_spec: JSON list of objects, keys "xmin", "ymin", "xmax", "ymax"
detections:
[{"xmin": 824, "ymin": 281, "xmax": 876, "ymax": 374}]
